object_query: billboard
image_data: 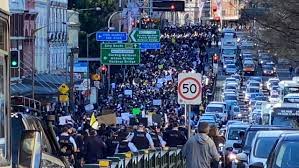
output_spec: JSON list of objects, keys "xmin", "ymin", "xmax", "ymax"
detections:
[{"xmin": 210, "ymin": 0, "xmax": 240, "ymax": 20}]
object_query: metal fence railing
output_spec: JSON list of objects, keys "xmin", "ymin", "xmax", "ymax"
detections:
[{"xmin": 83, "ymin": 146, "xmax": 185, "ymax": 168}]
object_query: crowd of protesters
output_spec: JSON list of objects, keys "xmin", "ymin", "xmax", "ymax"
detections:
[{"xmin": 50, "ymin": 24, "xmax": 223, "ymax": 167}]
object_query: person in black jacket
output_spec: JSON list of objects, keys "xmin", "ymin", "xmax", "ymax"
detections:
[
  {"xmin": 84, "ymin": 129, "xmax": 106, "ymax": 164},
  {"xmin": 164, "ymin": 122, "xmax": 187, "ymax": 147}
]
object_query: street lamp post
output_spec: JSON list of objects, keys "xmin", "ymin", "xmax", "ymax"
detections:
[{"xmin": 107, "ymin": 11, "xmax": 122, "ymax": 95}]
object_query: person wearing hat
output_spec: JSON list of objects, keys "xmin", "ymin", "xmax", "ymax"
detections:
[
  {"xmin": 126, "ymin": 123, "xmax": 155, "ymax": 150},
  {"xmin": 182, "ymin": 122, "xmax": 220, "ymax": 168}
]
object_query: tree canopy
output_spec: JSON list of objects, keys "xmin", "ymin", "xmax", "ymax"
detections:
[
  {"xmin": 248, "ymin": 0, "xmax": 299, "ymax": 62},
  {"xmin": 69, "ymin": 0, "xmax": 117, "ymax": 57}
]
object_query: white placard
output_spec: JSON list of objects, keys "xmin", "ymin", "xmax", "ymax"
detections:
[
  {"xmin": 153, "ymin": 99, "xmax": 162, "ymax": 106},
  {"xmin": 124, "ymin": 89, "xmax": 133, "ymax": 97},
  {"xmin": 59, "ymin": 115, "xmax": 73, "ymax": 125}
]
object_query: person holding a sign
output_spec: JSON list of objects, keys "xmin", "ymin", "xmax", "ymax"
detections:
[{"xmin": 127, "ymin": 123, "xmax": 155, "ymax": 150}]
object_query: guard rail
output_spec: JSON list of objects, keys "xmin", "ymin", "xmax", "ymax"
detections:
[{"xmin": 83, "ymin": 146, "xmax": 185, "ymax": 168}]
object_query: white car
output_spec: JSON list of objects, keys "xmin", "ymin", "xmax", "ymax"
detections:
[
  {"xmin": 268, "ymin": 94, "xmax": 280, "ymax": 103},
  {"xmin": 225, "ymin": 124, "xmax": 249, "ymax": 152},
  {"xmin": 266, "ymin": 78, "xmax": 279, "ymax": 90},
  {"xmin": 249, "ymin": 130, "xmax": 299, "ymax": 166},
  {"xmin": 205, "ymin": 103, "xmax": 227, "ymax": 122}
]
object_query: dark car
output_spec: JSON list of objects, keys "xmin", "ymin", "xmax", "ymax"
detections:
[
  {"xmin": 238, "ymin": 125, "xmax": 296, "ymax": 154},
  {"xmin": 262, "ymin": 64, "xmax": 276, "ymax": 76},
  {"xmin": 250, "ymin": 133, "xmax": 299, "ymax": 168}
]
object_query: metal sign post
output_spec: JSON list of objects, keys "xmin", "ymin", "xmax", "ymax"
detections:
[{"xmin": 178, "ymin": 73, "xmax": 202, "ymax": 138}]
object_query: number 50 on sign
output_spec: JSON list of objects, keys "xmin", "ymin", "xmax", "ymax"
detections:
[{"xmin": 178, "ymin": 73, "xmax": 202, "ymax": 105}]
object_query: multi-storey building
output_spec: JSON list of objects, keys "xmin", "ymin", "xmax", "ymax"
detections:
[
  {"xmin": 9, "ymin": 0, "xmax": 37, "ymax": 78},
  {"xmin": 48, "ymin": 0, "xmax": 67, "ymax": 74},
  {"xmin": 35, "ymin": 0, "xmax": 48, "ymax": 73}
]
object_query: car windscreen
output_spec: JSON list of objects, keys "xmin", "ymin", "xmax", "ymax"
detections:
[
  {"xmin": 228, "ymin": 127, "xmax": 246, "ymax": 140},
  {"xmin": 227, "ymin": 65, "xmax": 236, "ymax": 68},
  {"xmin": 248, "ymin": 88, "xmax": 260, "ymax": 93},
  {"xmin": 222, "ymin": 49, "xmax": 236, "ymax": 55},
  {"xmin": 254, "ymin": 137, "xmax": 278, "ymax": 158},
  {"xmin": 206, "ymin": 107, "xmax": 224, "ymax": 113},
  {"xmin": 255, "ymin": 96, "xmax": 267, "ymax": 101},
  {"xmin": 249, "ymin": 83, "xmax": 260, "ymax": 87},
  {"xmin": 272, "ymin": 116, "xmax": 299, "ymax": 128},
  {"xmin": 244, "ymin": 131, "xmax": 257, "ymax": 150},
  {"xmin": 275, "ymin": 141, "xmax": 299, "ymax": 168},
  {"xmin": 225, "ymin": 95, "xmax": 237, "ymax": 101}
]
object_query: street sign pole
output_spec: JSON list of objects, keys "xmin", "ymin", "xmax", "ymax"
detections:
[{"xmin": 178, "ymin": 73, "xmax": 202, "ymax": 138}]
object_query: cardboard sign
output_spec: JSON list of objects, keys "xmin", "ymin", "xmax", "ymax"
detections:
[
  {"xmin": 102, "ymin": 108, "xmax": 115, "ymax": 115},
  {"xmin": 97, "ymin": 113, "xmax": 117, "ymax": 125},
  {"xmin": 153, "ymin": 99, "xmax": 162, "ymax": 106},
  {"xmin": 132, "ymin": 108, "xmax": 141, "ymax": 115}
]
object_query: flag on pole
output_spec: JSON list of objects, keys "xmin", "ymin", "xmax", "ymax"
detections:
[{"xmin": 90, "ymin": 113, "xmax": 98, "ymax": 129}]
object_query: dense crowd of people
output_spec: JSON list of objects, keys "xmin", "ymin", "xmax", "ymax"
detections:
[{"xmin": 53, "ymin": 24, "xmax": 222, "ymax": 167}]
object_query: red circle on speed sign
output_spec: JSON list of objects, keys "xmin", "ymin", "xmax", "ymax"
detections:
[{"xmin": 178, "ymin": 77, "xmax": 202, "ymax": 100}]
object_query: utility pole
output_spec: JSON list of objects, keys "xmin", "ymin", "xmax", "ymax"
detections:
[{"xmin": 69, "ymin": 47, "xmax": 79, "ymax": 111}]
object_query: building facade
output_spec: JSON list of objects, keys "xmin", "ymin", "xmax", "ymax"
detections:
[
  {"xmin": 35, "ymin": 0, "xmax": 48, "ymax": 73},
  {"xmin": 9, "ymin": 0, "xmax": 37, "ymax": 78},
  {"xmin": 48, "ymin": 0, "xmax": 67, "ymax": 74}
]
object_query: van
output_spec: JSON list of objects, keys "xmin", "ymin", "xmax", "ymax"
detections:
[{"xmin": 12, "ymin": 113, "xmax": 69, "ymax": 167}]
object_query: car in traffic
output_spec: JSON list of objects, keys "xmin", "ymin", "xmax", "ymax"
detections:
[
  {"xmin": 250, "ymin": 133, "xmax": 299, "ymax": 168},
  {"xmin": 205, "ymin": 103, "xmax": 227, "ymax": 122},
  {"xmin": 262, "ymin": 64, "xmax": 276, "ymax": 76},
  {"xmin": 235, "ymin": 125, "xmax": 296, "ymax": 156},
  {"xmin": 224, "ymin": 94, "xmax": 238, "ymax": 110},
  {"xmin": 223, "ymin": 59, "xmax": 235, "ymax": 69},
  {"xmin": 268, "ymin": 93, "xmax": 280, "ymax": 103},
  {"xmin": 249, "ymin": 76, "xmax": 263, "ymax": 83},
  {"xmin": 243, "ymin": 62, "xmax": 255, "ymax": 75},
  {"xmin": 266, "ymin": 78, "xmax": 280, "ymax": 90},
  {"xmin": 245, "ymin": 86, "xmax": 261, "ymax": 101},
  {"xmin": 248, "ymin": 130, "xmax": 299, "ymax": 166},
  {"xmin": 259, "ymin": 56, "xmax": 274, "ymax": 66},
  {"xmin": 247, "ymin": 81, "xmax": 262, "ymax": 89},
  {"xmin": 225, "ymin": 64, "xmax": 238, "ymax": 75}
]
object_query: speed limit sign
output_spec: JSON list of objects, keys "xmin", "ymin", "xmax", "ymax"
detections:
[{"xmin": 178, "ymin": 73, "xmax": 202, "ymax": 105}]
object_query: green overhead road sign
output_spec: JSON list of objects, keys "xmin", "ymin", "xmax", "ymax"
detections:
[
  {"xmin": 100, "ymin": 43, "xmax": 141, "ymax": 65},
  {"xmin": 130, "ymin": 29, "xmax": 160, "ymax": 43}
]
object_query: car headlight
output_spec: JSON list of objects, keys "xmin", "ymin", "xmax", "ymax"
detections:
[
  {"xmin": 237, "ymin": 113, "xmax": 242, "ymax": 117},
  {"xmin": 228, "ymin": 153, "xmax": 237, "ymax": 160},
  {"xmin": 261, "ymin": 61, "xmax": 263, "ymax": 64},
  {"xmin": 224, "ymin": 65, "xmax": 227, "ymax": 68},
  {"xmin": 263, "ymin": 70, "xmax": 267, "ymax": 73},
  {"xmin": 271, "ymin": 70, "xmax": 274, "ymax": 73}
]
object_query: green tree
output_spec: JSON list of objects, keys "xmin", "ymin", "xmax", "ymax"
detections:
[{"xmin": 71, "ymin": 0, "xmax": 117, "ymax": 57}]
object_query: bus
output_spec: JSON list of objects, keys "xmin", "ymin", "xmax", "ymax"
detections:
[
  {"xmin": 264, "ymin": 103, "xmax": 299, "ymax": 128},
  {"xmin": 0, "ymin": 0, "xmax": 11, "ymax": 166},
  {"xmin": 278, "ymin": 80, "xmax": 299, "ymax": 98}
]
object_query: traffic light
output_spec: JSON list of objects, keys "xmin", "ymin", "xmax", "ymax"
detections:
[
  {"xmin": 10, "ymin": 51, "xmax": 19, "ymax": 68},
  {"xmin": 100, "ymin": 65, "xmax": 107, "ymax": 74},
  {"xmin": 153, "ymin": 1, "xmax": 185, "ymax": 12}
]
